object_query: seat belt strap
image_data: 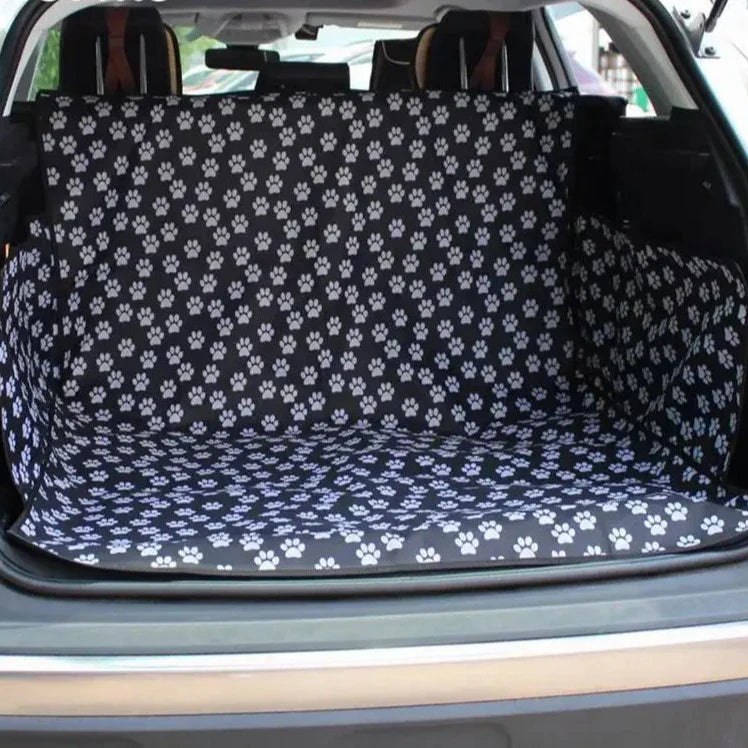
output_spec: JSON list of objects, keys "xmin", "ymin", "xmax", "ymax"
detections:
[
  {"xmin": 469, "ymin": 13, "xmax": 511, "ymax": 91},
  {"xmin": 104, "ymin": 8, "xmax": 137, "ymax": 95}
]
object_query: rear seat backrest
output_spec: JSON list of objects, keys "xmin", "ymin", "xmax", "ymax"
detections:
[
  {"xmin": 370, "ymin": 38, "xmax": 418, "ymax": 91},
  {"xmin": 59, "ymin": 6, "xmax": 182, "ymax": 95},
  {"xmin": 37, "ymin": 90, "xmax": 577, "ymax": 436},
  {"xmin": 413, "ymin": 10, "xmax": 535, "ymax": 91}
]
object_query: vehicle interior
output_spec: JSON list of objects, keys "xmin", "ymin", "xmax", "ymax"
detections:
[{"xmin": 0, "ymin": 0, "xmax": 746, "ymax": 591}]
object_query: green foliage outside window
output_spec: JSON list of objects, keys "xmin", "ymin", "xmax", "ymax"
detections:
[{"xmin": 31, "ymin": 28, "xmax": 60, "ymax": 97}]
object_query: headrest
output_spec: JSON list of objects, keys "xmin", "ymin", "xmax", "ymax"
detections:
[
  {"xmin": 369, "ymin": 38, "xmax": 419, "ymax": 91},
  {"xmin": 59, "ymin": 6, "xmax": 182, "ymax": 96},
  {"xmin": 413, "ymin": 10, "xmax": 534, "ymax": 92},
  {"xmin": 255, "ymin": 62, "xmax": 350, "ymax": 93},
  {"xmin": 205, "ymin": 46, "xmax": 280, "ymax": 71}
]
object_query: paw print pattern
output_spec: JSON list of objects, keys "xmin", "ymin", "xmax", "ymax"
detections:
[
  {"xmin": 0, "ymin": 92, "xmax": 744, "ymax": 577},
  {"xmin": 37, "ymin": 91, "xmax": 577, "ymax": 437},
  {"xmin": 572, "ymin": 214, "xmax": 747, "ymax": 481}
]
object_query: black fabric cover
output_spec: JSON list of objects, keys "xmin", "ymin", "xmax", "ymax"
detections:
[
  {"xmin": 37, "ymin": 91, "xmax": 578, "ymax": 437},
  {"xmin": 1, "ymin": 91, "xmax": 747, "ymax": 576},
  {"xmin": 572, "ymin": 214, "xmax": 746, "ymax": 480}
]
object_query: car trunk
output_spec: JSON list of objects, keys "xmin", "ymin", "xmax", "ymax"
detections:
[{"xmin": 0, "ymin": 87, "xmax": 747, "ymax": 582}]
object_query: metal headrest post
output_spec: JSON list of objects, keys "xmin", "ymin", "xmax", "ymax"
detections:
[
  {"xmin": 500, "ymin": 43, "xmax": 509, "ymax": 92},
  {"xmin": 139, "ymin": 34, "xmax": 148, "ymax": 94},
  {"xmin": 95, "ymin": 37, "xmax": 104, "ymax": 95},
  {"xmin": 458, "ymin": 37, "xmax": 468, "ymax": 89}
]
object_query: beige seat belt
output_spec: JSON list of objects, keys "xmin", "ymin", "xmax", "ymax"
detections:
[
  {"xmin": 468, "ymin": 13, "xmax": 511, "ymax": 91},
  {"xmin": 104, "ymin": 8, "xmax": 137, "ymax": 95}
]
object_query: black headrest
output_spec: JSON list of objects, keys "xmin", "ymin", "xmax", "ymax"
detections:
[
  {"xmin": 255, "ymin": 62, "xmax": 350, "ymax": 94},
  {"xmin": 370, "ymin": 38, "xmax": 419, "ymax": 91},
  {"xmin": 205, "ymin": 46, "xmax": 280, "ymax": 71},
  {"xmin": 413, "ymin": 10, "xmax": 534, "ymax": 92},
  {"xmin": 59, "ymin": 6, "xmax": 182, "ymax": 96}
]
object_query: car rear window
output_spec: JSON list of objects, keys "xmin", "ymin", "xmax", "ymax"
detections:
[
  {"xmin": 28, "ymin": 22, "xmax": 419, "ymax": 97},
  {"xmin": 179, "ymin": 26, "xmax": 418, "ymax": 94},
  {"xmin": 0, "ymin": 0, "xmax": 27, "ymax": 54}
]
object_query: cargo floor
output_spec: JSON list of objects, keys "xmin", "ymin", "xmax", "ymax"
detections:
[{"xmin": 9, "ymin": 409, "xmax": 748, "ymax": 576}]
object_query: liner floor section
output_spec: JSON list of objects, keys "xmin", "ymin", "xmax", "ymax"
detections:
[{"xmin": 8, "ymin": 410, "xmax": 748, "ymax": 575}]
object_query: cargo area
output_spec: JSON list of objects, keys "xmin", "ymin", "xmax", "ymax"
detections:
[{"xmin": 0, "ymin": 6, "xmax": 747, "ymax": 579}]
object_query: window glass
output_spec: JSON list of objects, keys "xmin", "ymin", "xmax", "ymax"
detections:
[
  {"xmin": 26, "ymin": 23, "xmax": 418, "ymax": 98},
  {"xmin": 547, "ymin": 2, "xmax": 654, "ymax": 116},
  {"xmin": 178, "ymin": 26, "xmax": 419, "ymax": 95},
  {"xmin": 0, "ymin": 0, "xmax": 27, "ymax": 54}
]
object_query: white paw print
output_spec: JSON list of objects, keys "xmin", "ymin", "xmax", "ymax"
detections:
[
  {"xmin": 107, "ymin": 539, "xmax": 131, "ymax": 555},
  {"xmin": 74, "ymin": 554, "xmax": 99, "ymax": 566},
  {"xmin": 240, "ymin": 533, "xmax": 263, "ymax": 551},
  {"xmin": 665, "ymin": 502, "xmax": 688, "ymax": 521},
  {"xmin": 626, "ymin": 499, "xmax": 648, "ymax": 515},
  {"xmin": 533, "ymin": 508, "xmax": 556, "ymax": 526},
  {"xmin": 208, "ymin": 532, "xmax": 232, "ymax": 548},
  {"xmin": 513, "ymin": 536, "xmax": 538, "ymax": 559},
  {"xmin": 609, "ymin": 528, "xmax": 633, "ymax": 551},
  {"xmin": 137, "ymin": 542, "xmax": 161, "ymax": 557},
  {"xmin": 416, "ymin": 547, "xmax": 441, "ymax": 564},
  {"xmin": 381, "ymin": 533, "xmax": 404, "ymax": 551},
  {"xmin": 254, "ymin": 550, "xmax": 280, "ymax": 571},
  {"xmin": 701, "ymin": 515, "xmax": 725, "ymax": 536},
  {"xmin": 356, "ymin": 543, "xmax": 381, "ymax": 566},
  {"xmin": 455, "ymin": 531, "xmax": 479, "ymax": 555},
  {"xmin": 642, "ymin": 541, "xmax": 665, "ymax": 553},
  {"xmin": 583, "ymin": 545, "xmax": 605, "ymax": 557},
  {"xmin": 644, "ymin": 514, "xmax": 668, "ymax": 536},
  {"xmin": 677, "ymin": 535, "xmax": 701, "ymax": 549},
  {"xmin": 478, "ymin": 520, "xmax": 502, "ymax": 540},
  {"xmin": 573, "ymin": 511, "xmax": 596, "ymax": 531},
  {"xmin": 551, "ymin": 522, "xmax": 575, "ymax": 544},
  {"xmin": 315, "ymin": 557, "xmax": 340, "ymax": 571},
  {"xmin": 151, "ymin": 556, "xmax": 177, "ymax": 569},
  {"xmin": 178, "ymin": 546, "xmax": 203, "ymax": 564},
  {"xmin": 281, "ymin": 538, "xmax": 306, "ymax": 558}
]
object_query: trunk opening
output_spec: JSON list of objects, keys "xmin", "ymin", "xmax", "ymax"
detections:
[{"xmin": 0, "ymin": 86, "xmax": 747, "ymax": 584}]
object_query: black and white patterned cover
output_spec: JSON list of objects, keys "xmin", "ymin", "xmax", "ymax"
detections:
[
  {"xmin": 0, "ymin": 90, "xmax": 746, "ymax": 576},
  {"xmin": 0, "ymin": 218, "xmax": 60, "ymax": 496},
  {"xmin": 572, "ymin": 214, "xmax": 747, "ymax": 479},
  {"xmin": 40, "ymin": 91, "xmax": 578, "ymax": 435}
]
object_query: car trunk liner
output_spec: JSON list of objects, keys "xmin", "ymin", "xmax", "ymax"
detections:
[{"xmin": 1, "ymin": 90, "xmax": 747, "ymax": 577}]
